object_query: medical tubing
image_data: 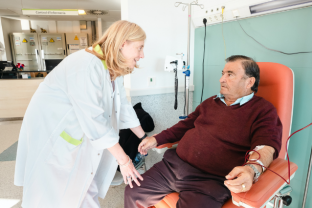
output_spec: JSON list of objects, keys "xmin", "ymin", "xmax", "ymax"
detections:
[
  {"xmin": 201, "ymin": 21, "xmax": 207, "ymax": 103},
  {"xmin": 236, "ymin": 18, "xmax": 312, "ymax": 55},
  {"xmin": 243, "ymin": 122, "xmax": 312, "ymax": 185},
  {"xmin": 184, "ymin": 75, "xmax": 186, "ymax": 114}
]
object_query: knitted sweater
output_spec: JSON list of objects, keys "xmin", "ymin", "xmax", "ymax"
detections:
[{"xmin": 155, "ymin": 95, "xmax": 282, "ymax": 177}]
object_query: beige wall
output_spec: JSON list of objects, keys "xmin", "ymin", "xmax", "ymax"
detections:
[{"xmin": 0, "ymin": 79, "xmax": 43, "ymax": 118}]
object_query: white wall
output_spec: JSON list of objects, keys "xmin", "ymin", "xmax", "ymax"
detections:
[
  {"xmin": 102, "ymin": 21, "xmax": 115, "ymax": 34},
  {"xmin": 0, "ymin": 17, "xmax": 7, "ymax": 61},
  {"xmin": 30, "ymin": 21, "xmax": 57, "ymax": 33},
  {"xmin": 121, "ymin": 0, "xmax": 195, "ymax": 96},
  {"xmin": 1, "ymin": 18, "xmax": 23, "ymax": 61}
]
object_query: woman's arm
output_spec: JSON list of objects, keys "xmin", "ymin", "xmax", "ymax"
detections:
[{"xmin": 130, "ymin": 125, "xmax": 145, "ymax": 139}]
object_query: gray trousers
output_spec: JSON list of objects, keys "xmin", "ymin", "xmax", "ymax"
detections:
[{"xmin": 124, "ymin": 149, "xmax": 231, "ymax": 208}]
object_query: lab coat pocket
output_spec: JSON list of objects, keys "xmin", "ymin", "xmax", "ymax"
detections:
[{"xmin": 46, "ymin": 131, "xmax": 83, "ymax": 169}]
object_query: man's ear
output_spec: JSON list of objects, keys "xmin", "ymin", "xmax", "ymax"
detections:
[{"xmin": 247, "ymin": 77, "xmax": 256, "ymax": 89}]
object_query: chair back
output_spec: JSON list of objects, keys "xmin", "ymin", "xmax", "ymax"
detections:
[{"xmin": 256, "ymin": 62, "xmax": 294, "ymax": 159}]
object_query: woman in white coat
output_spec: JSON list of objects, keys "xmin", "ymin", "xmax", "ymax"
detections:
[{"xmin": 14, "ymin": 20, "xmax": 146, "ymax": 208}]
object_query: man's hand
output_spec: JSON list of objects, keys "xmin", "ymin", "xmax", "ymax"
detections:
[
  {"xmin": 138, "ymin": 136, "xmax": 157, "ymax": 155},
  {"xmin": 224, "ymin": 166, "xmax": 254, "ymax": 193}
]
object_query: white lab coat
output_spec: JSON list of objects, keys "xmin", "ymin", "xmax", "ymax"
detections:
[{"xmin": 14, "ymin": 49, "xmax": 140, "ymax": 208}]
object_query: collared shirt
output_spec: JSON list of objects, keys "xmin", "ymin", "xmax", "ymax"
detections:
[{"xmin": 214, "ymin": 92, "xmax": 254, "ymax": 106}]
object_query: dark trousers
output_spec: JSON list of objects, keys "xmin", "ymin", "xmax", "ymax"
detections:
[{"xmin": 124, "ymin": 149, "xmax": 231, "ymax": 208}]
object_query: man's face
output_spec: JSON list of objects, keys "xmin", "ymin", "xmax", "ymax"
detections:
[{"xmin": 219, "ymin": 60, "xmax": 253, "ymax": 98}]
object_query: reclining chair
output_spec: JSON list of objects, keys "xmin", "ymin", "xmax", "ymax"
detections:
[{"xmin": 152, "ymin": 62, "xmax": 298, "ymax": 208}]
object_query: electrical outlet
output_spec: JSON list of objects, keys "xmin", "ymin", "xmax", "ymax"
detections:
[
  {"xmin": 148, "ymin": 77, "xmax": 156, "ymax": 86},
  {"xmin": 205, "ymin": 5, "xmax": 225, "ymax": 22},
  {"xmin": 232, "ymin": 10, "xmax": 240, "ymax": 18},
  {"xmin": 207, "ymin": 13, "xmax": 225, "ymax": 22},
  {"xmin": 208, "ymin": 5, "xmax": 224, "ymax": 15}
]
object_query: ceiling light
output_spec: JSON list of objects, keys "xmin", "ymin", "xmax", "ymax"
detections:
[
  {"xmin": 250, "ymin": 0, "xmax": 312, "ymax": 14},
  {"xmin": 86, "ymin": 10, "xmax": 108, "ymax": 15},
  {"xmin": 78, "ymin": 10, "xmax": 86, "ymax": 15}
]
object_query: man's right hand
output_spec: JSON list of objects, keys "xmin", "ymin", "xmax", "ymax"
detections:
[{"xmin": 138, "ymin": 137, "xmax": 157, "ymax": 155}]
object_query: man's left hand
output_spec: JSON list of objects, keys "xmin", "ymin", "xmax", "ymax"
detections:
[{"xmin": 224, "ymin": 166, "xmax": 254, "ymax": 193}]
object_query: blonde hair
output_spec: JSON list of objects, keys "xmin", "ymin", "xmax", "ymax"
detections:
[{"xmin": 86, "ymin": 20, "xmax": 146, "ymax": 81}]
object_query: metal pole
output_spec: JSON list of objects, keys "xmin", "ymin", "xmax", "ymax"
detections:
[
  {"xmin": 302, "ymin": 145, "xmax": 312, "ymax": 208},
  {"xmin": 187, "ymin": 4, "xmax": 191, "ymax": 66},
  {"xmin": 185, "ymin": 3, "xmax": 191, "ymax": 115},
  {"xmin": 273, "ymin": 197, "xmax": 280, "ymax": 208},
  {"xmin": 175, "ymin": 1, "xmax": 203, "ymax": 116}
]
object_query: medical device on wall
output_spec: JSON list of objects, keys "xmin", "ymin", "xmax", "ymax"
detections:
[
  {"xmin": 65, "ymin": 33, "xmax": 88, "ymax": 55},
  {"xmin": 191, "ymin": 0, "xmax": 312, "ymax": 28},
  {"xmin": 9, "ymin": 33, "xmax": 89, "ymax": 72},
  {"xmin": 9, "ymin": 33, "xmax": 42, "ymax": 71},
  {"xmin": 174, "ymin": 0, "xmax": 204, "ymax": 117},
  {"xmin": 164, "ymin": 56, "xmax": 183, "ymax": 72},
  {"xmin": 38, "ymin": 33, "xmax": 66, "ymax": 71},
  {"xmin": 164, "ymin": 55, "xmax": 184, "ymax": 111},
  {"xmin": 171, "ymin": 60, "xmax": 178, "ymax": 110}
]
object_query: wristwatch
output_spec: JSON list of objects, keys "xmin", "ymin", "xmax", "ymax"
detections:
[
  {"xmin": 245, "ymin": 164, "xmax": 261, "ymax": 183},
  {"xmin": 140, "ymin": 133, "xmax": 148, "ymax": 140}
]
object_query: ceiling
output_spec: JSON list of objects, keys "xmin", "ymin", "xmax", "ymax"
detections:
[{"xmin": 0, "ymin": 0, "xmax": 121, "ymax": 21}]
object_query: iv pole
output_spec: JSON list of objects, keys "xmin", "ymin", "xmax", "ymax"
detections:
[
  {"xmin": 302, "ymin": 145, "xmax": 312, "ymax": 208},
  {"xmin": 175, "ymin": 1, "xmax": 204, "ymax": 118}
]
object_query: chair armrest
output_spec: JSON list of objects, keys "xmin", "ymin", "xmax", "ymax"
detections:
[
  {"xmin": 154, "ymin": 193, "xmax": 179, "ymax": 208},
  {"xmin": 152, "ymin": 142, "xmax": 180, "ymax": 154},
  {"xmin": 157, "ymin": 142, "xmax": 179, "ymax": 149},
  {"xmin": 231, "ymin": 158, "xmax": 298, "ymax": 208}
]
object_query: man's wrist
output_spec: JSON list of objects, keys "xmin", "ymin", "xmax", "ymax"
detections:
[
  {"xmin": 153, "ymin": 137, "xmax": 158, "ymax": 146},
  {"xmin": 246, "ymin": 161, "xmax": 263, "ymax": 174},
  {"xmin": 245, "ymin": 164, "xmax": 261, "ymax": 182},
  {"xmin": 245, "ymin": 164, "xmax": 255, "ymax": 176}
]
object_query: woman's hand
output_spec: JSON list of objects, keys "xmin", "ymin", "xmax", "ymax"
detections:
[
  {"xmin": 138, "ymin": 136, "xmax": 157, "ymax": 155},
  {"xmin": 107, "ymin": 143, "xmax": 144, "ymax": 188},
  {"xmin": 119, "ymin": 159, "xmax": 143, "ymax": 188}
]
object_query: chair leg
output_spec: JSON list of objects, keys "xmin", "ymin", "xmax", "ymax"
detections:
[
  {"xmin": 143, "ymin": 163, "xmax": 147, "ymax": 172},
  {"xmin": 273, "ymin": 197, "xmax": 280, "ymax": 208}
]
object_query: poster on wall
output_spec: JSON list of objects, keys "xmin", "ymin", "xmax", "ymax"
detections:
[
  {"xmin": 69, "ymin": 44, "xmax": 79, "ymax": 54},
  {"xmin": 15, "ymin": 36, "xmax": 20, "ymax": 46},
  {"xmin": 42, "ymin": 37, "xmax": 47, "ymax": 42},
  {"xmin": 80, "ymin": 37, "xmax": 87, "ymax": 47}
]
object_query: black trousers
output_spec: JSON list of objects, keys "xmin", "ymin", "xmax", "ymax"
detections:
[{"xmin": 124, "ymin": 149, "xmax": 231, "ymax": 208}]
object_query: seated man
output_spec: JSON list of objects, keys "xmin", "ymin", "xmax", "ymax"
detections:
[{"xmin": 124, "ymin": 55, "xmax": 282, "ymax": 208}]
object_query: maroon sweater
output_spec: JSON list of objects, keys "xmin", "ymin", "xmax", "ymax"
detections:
[{"xmin": 155, "ymin": 95, "xmax": 282, "ymax": 177}]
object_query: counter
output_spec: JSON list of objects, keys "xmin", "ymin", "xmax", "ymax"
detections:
[{"xmin": 0, "ymin": 78, "xmax": 44, "ymax": 118}]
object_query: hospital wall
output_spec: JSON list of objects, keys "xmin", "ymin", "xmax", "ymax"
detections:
[
  {"xmin": 119, "ymin": 0, "xmax": 199, "ymax": 167},
  {"xmin": 121, "ymin": 0, "xmax": 195, "ymax": 94},
  {"xmin": 193, "ymin": 6, "xmax": 312, "ymax": 208}
]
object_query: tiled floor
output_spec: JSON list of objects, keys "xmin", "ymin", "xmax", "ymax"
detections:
[{"xmin": 0, "ymin": 120, "xmax": 164, "ymax": 208}]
